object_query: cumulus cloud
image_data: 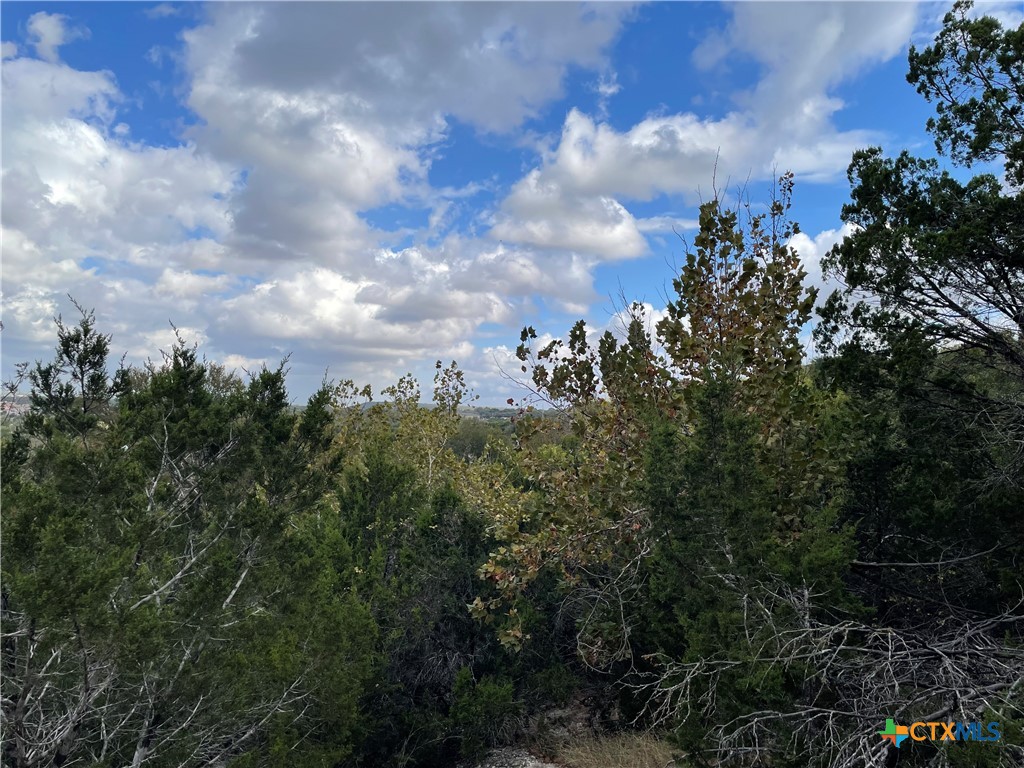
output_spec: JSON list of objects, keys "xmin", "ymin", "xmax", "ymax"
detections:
[
  {"xmin": 486, "ymin": 103, "xmax": 864, "ymax": 254},
  {"xmin": 788, "ymin": 222, "xmax": 858, "ymax": 305},
  {"xmin": 208, "ymin": 235, "xmax": 594, "ymax": 372},
  {"xmin": 154, "ymin": 269, "xmax": 234, "ymax": 301},
  {"xmin": 157, "ymin": 2, "xmax": 636, "ymax": 372},
  {"xmin": 186, "ymin": 2, "xmax": 632, "ymax": 135},
  {"xmin": 135, "ymin": 326, "xmax": 209, "ymax": 359},
  {"xmin": 1, "ymin": 56, "xmax": 118, "ymax": 124},
  {"xmin": 517, "ymin": 108, "xmax": 750, "ymax": 202},
  {"xmin": 726, "ymin": 3, "xmax": 918, "ymax": 175},
  {"xmin": 449, "ymin": 243, "xmax": 597, "ymax": 309},
  {"xmin": 2, "ymin": 288, "xmax": 62, "ymax": 343},
  {"xmin": 1, "ymin": 46, "xmax": 237, "ymax": 360},
  {"xmin": 175, "ymin": 2, "xmax": 635, "ymax": 282},
  {"xmin": 1, "ymin": 0, "xmax": 635, "ymax": 392},
  {"xmin": 788, "ymin": 218, "xmax": 860, "ymax": 359},
  {"xmin": 0, "ymin": 3, "xmax": 927, "ymax": 403},
  {"xmin": 492, "ymin": 164, "xmax": 648, "ymax": 259},
  {"xmin": 26, "ymin": 12, "xmax": 88, "ymax": 63},
  {"xmin": 218, "ymin": 268, "xmax": 474, "ymax": 362},
  {"xmin": 491, "ymin": 3, "xmax": 919, "ymax": 255},
  {"xmin": 725, "ymin": 3, "xmax": 918, "ymax": 101}
]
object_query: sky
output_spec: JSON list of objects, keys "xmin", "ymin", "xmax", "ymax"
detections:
[{"xmin": 3, "ymin": 1, "xmax": 1022, "ymax": 405}]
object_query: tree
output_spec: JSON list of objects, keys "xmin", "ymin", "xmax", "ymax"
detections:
[
  {"xmin": 811, "ymin": 2, "xmax": 1024, "ymax": 765},
  {"xmin": 1, "ymin": 320, "xmax": 377, "ymax": 768},
  {"xmin": 473, "ymin": 178, "xmax": 855, "ymax": 765},
  {"xmin": 907, "ymin": 0, "xmax": 1024, "ymax": 187},
  {"xmin": 18, "ymin": 303, "xmax": 125, "ymax": 442},
  {"xmin": 817, "ymin": 0, "xmax": 1024, "ymax": 547},
  {"xmin": 818, "ymin": 0, "xmax": 1023, "ymax": 390}
]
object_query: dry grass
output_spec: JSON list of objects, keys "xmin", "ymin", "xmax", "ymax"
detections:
[{"xmin": 556, "ymin": 732, "xmax": 682, "ymax": 768}]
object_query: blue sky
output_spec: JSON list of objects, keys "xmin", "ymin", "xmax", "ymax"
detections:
[{"xmin": 3, "ymin": 1, "xmax": 1021, "ymax": 404}]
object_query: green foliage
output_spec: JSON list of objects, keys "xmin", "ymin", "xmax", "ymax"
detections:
[
  {"xmin": 817, "ymin": 0, "xmax": 1024, "ymax": 626},
  {"xmin": 5, "ymin": 7, "xmax": 1022, "ymax": 767},
  {"xmin": 658, "ymin": 173, "xmax": 815, "ymax": 397},
  {"xmin": 2, "ymin": 319, "xmax": 378, "ymax": 768},
  {"xmin": 908, "ymin": 0, "xmax": 1024, "ymax": 186},
  {"xmin": 332, "ymin": 383, "xmax": 572, "ymax": 766},
  {"xmin": 818, "ymin": 146, "xmax": 1024, "ymax": 374},
  {"xmin": 528, "ymin": 664, "xmax": 578, "ymax": 708},
  {"xmin": 474, "ymin": 176, "xmax": 856, "ymax": 766},
  {"xmin": 2, "ymin": 317, "xmax": 561, "ymax": 768},
  {"xmin": 804, "ymin": 4, "xmax": 1024, "ymax": 765},
  {"xmin": 20, "ymin": 304, "xmax": 123, "ymax": 441},
  {"xmin": 449, "ymin": 417, "xmax": 509, "ymax": 460},
  {"xmin": 451, "ymin": 669, "xmax": 521, "ymax": 758}
]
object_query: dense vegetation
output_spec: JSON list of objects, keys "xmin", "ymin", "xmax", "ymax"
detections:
[{"xmin": 2, "ymin": 3, "xmax": 1021, "ymax": 767}]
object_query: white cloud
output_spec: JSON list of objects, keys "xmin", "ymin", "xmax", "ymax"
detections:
[
  {"xmin": 220, "ymin": 353, "xmax": 268, "ymax": 372},
  {"xmin": 154, "ymin": 269, "xmax": 233, "ymax": 300},
  {"xmin": 185, "ymin": 3, "xmax": 633, "ymax": 135},
  {"xmin": 537, "ymin": 108, "xmax": 751, "ymax": 199},
  {"xmin": 508, "ymin": 94, "xmax": 876, "ymax": 202},
  {"xmin": 1, "ymin": 47, "xmax": 239, "ymax": 363},
  {"xmin": 135, "ymin": 326, "xmax": 208, "ymax": 359},
  {"xmin": 726, "ymin": 3, "xmax": 919, "ymax": 166},
  {"xmin": 137, "ymin": 2, "xmax": 639, "ymax": 370},
  {"xmin": 1, "ymin": 56, "xmax": 118, "ymax": 124},
  {"xmin": 491, "ymin": 3, "xmax": 919, "ymax": 258},
  {"xmin": 0, "ymin": 2, "xmax": 930, "ymax": 403},
  {"xmin": 145, "ymin": 4, "xmax": 183, "ymax": 20},
  {"xmin": 218, "ymin": 267, "xmax": 476, "ymax": 363},
  {"xmin": 728, "ymin": 3, "xmax": 918, "ymax": 96},
  {"xmin": 492, "ymin": 165, "xmax": 648, "ymax": 259},
  {"xmin": 788, "ymin": 222, "xmax": 858, "ymax": 305},
  {"xmin": 1, "ymin": 41, "xmax": 18, "ymax": 60},
  {"xmin": 1, "ymin": 288, "xmax": 61, "ymax": 343},
  {"xmin": 449, "ymin": 243, "xmax": 597, "ymax": 308},
  {"xmin": 595, "ymin": 72, "xmax": 621, "ymax": 100},
  {"xmin": 26, "ymin": 12, "xmax": 88, "ymax": 63},
  {"xmin": 592, "ymin": 70, "xmax": 621, "ymax": 118},
  {"xmin": 635, "ymin": 215, "xmax": 700, "ymax": 234},
  {"xmin": 692, "ymin": 29, "xmax": 731, "ymax": 72},
  {"xmin": 2, "ymin": 8, "xmax": 624, "ymax": 383},
  {"xmin": 174, "ymin": 1, "xmax": 636, "ymax": 284}
]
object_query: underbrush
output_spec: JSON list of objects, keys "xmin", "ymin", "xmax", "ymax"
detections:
[{"xmin": 555, "ymin": 732, "xmax": 681, "ymax": 768}]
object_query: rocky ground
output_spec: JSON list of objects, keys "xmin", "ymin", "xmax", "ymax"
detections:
[{"xmin": 470, "ymin": 748, "xmax": 561, "ymax": 768}]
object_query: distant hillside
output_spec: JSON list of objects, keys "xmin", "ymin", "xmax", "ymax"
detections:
[{"xmin": 460, "ymin": 406, "xmax": 519, "ymax": 423}]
